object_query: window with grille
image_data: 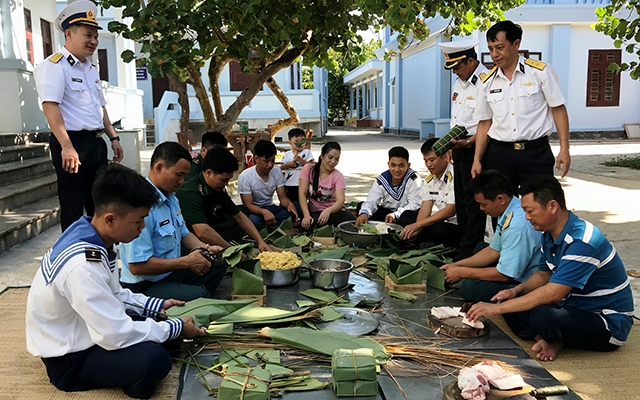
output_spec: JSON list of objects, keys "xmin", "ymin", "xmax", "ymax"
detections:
[
  {"xmin": 586, "ymin": 50, "xmax": 621, "ymax": 107},
  {"xmin": 41, "ymin": 19, "xmax": 53, "ymax": 58},
  {"xmin": 98, "ymin": 49, "xmax": 109, "ymax": 82},
  {"xmin": 25, "ymin": 9, "xmax": 34, "ymax": 63}
]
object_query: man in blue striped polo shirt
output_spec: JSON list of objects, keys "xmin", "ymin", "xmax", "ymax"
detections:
[{"xmin": 467, "ymin": 175, "xmax": 633, "ymax": 361}]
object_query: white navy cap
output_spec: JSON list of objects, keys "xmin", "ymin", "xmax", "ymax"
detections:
[
  {"xmin": 438, "ymin": 38, "xmax": 479, "ymax": 70},
  {"xmin": 55, "ymin": 0, "xmax": 103, "ymax": 32}
]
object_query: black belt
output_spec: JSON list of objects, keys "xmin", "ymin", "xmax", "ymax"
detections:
[
  {"xmin": 490, "ymin": 136, "xmax": 549, "ymax": 151},
  {"xmin": 67, "ymin": 129, "xmax": 105, "ymax": 138}
]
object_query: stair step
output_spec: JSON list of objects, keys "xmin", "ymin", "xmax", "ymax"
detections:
[
  {"xmin": 0, "ymin": 196, "xmax": 60, "ymax": 253},
  {"xmin": 0, "ymin": 173, "xmax": 58, "ymax": 215},
  {"xmin": 0, "ymin": 143, "xmax": 49, "ymax": 164},
  {"xmin": 0, "ymin": 132, "xmax": 51, "ymax": 147},
  {"xmin": 0, "ymin": 156, "xmax": 54, "ymax": 186}
]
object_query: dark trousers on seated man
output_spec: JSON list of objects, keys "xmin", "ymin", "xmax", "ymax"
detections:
[
  {"xmin": 42, "ymin": 341, "xmax": 171, "ymax": 399},
  {"xmin": 459, "ymin": 242, "xmax": 518, "ymax": 303},
  {"xmin": 122, "ymin": 264, "xmax": 227, "ymax": 301},
  {"xmin": 416, "ymin": 220, "xmax": 461, "ymax": 249},
  {"xmin": 249, "ymin": 204, "xmax": 301, "ymax": 227},
  {"xmin": 503, "ymin": 304, "xmax": 620, "ymax": 352}
]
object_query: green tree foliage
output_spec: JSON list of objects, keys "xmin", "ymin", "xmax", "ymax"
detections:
[
  {"xmin": 595, "ymin": 0, "xmax": 640, "ymax": 79},
  {"xmin": 327, "ymin": 39, "xmax": 378, "ymax": 122},
  {"xmin": 99, "ymin": 0, "xmax": 523, "ymax": 136}
]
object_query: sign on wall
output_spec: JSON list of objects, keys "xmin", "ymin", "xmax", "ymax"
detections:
[{"xmin": 136, "ymin": 66, "xmax": 148, "ymax": 80}]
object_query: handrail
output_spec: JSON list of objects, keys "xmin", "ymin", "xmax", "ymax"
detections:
[{"xmin": 153, "ymin": 91, "xmax": 180, "ymax": 144}]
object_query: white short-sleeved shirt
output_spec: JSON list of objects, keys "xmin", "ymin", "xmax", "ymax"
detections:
[
  {"xmin": 450, "ymin": 63, "xmax": 489, "ymax": 136},
  {"xmin": 473, "ymin": 57, "xmax": 566, "ymax": 142},
  {"xmin": 421, "ymin": 163, "xmax": 457, "ymax": 224},
  {"xmin": 34, "ymin": 47, "xmax": 106, "ymax": 131},
  {"xmin": 281, "ymin": 149, "xmax": 314, "ymax": 187},
  {"xmin": 238, "ymin": 166, "xmax": 285, "ymax": 207}
]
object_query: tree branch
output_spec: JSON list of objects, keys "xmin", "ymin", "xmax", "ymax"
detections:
[
  {"xmin": 264, "ymin": 76, "xmax": 300, "ymax": 139},
  {"xmin": 208, "ymin": 54, "xmax": 234, "ymax": 121},
  {"xmin": 167, "ymin": 72, "xmax": 190, "ymax": 150},
  {"xmin": 186, "ymin": 62, "xmax": 215, "ymax": 130}
]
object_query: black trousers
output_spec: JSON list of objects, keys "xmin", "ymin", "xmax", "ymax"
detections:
[
  {"xmin": 121, "ymin": 263, "xmax": 228, "ymax": 301},
  {"xmin": 452, "ymin": 144, "xmax": 487, "ymax": 259},
  {"xmin": 503, "ymin": 304, "xmax": 619, "ymax": 352},
  {"xmin": 484, "ymin": 137, "xmax": 555, "ymax": 196},
  {"xmin": 41, "ymin": 342, "xmax": 172, "ymax": 399},
  {"xmin": 416, "ymin": 221, "xmax": 461, "ymax": 248},
  {"xmin": 285, "ymin": 185, "xmax": 300, "ymax": 202},
  {"xmin": 355, "ymin": 204, "xmax": 418, "ymax": 227},
  {"xmin": 50, "ymin": 131, "xmax": 108, "ymax": 232}
]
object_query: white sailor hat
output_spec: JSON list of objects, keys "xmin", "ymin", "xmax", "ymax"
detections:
[
  {"xmin": 55, "ymin": 0, "xmax": 103, "ymax": 32},
  {"xmin": 438, "ymin": 38, "xmax": 479, "ymax": 70}
]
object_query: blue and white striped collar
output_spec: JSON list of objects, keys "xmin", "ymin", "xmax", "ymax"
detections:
[{"xmin": 377, "ymin": 168, "xmax": 416, "ymax": 201}]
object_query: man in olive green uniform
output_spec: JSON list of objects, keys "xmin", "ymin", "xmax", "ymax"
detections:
[
  {"xmin": 177, "ymin": 147, "xmax": 270, "ymax": 251},
  {"xmin": 186, "ymin": 131, "xmax": 228, "ymax": 182}
]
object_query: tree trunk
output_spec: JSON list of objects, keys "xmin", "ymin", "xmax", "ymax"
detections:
[
  {"xmin": 208, "ymin": 54, "xmax": 233, "ymax": 123},
  {"xmin": 265, "ymin": 76, "xmax": 299, "ymax": 139},
  {"xmin": 167, "ymin": 72, "xmax": 190, "ymax": 150},
  {"xmin": 186, "ymin": 62, "xmax": 215, "ymax": 131}
]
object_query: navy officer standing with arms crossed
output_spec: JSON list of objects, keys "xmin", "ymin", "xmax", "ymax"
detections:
[{"xmin": 34, "ymin": 0, "xmax": 123, "ymax": 232}]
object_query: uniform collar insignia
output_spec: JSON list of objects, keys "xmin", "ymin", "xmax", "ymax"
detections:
[
  {"xmin": 377, "ymin": 168, "xmax": 417, "ymax": 201},
  {"xmin": 67, "ymin": 55, "xmax": 76, "ymax": 66},
  {"xmin": 471, "ymin": 75, "xmax": 478, "ymax": 85},
  {"xmin": 519, "ymin": 63, "xmax": 525, "ymax": 74}
]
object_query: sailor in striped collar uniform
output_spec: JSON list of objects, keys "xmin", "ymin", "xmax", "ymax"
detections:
[
  {"xmin": 467, "ymin": 176, "xmax": 633, "ymax": 362},
  {"xmin": 26, "ymin": 164, "xmax": 205, "ymax": 398}
]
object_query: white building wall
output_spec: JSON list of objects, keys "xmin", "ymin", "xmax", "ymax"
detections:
[{"xmin": 401, "ymin": 48, "xmax": 436, "ymax": 131}]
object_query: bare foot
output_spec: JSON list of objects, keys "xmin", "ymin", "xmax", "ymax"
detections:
[{"xmin": 532, "ymin": 337, "xmax": 564, "ymax": 361}]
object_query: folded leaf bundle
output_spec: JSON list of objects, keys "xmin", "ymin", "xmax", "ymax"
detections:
[
  {"xmin": 389, "ymin": 290, "xmax": 417, "ymax": 302},
  {"xmin": 259, "ymin": 327, "xmax": 391, "ymax": 365},
  {"xmin": 292, "ymin": 235, "xmax": 312, "ymax": 246},
  {"xmin": 313, "ymin": 225, "xmax": 335, "ymax": 238},
  {"xmin": 333, "ymin": 380, "xmax": 378, "ymax": 397},
  {"xmin": 218, "ymin": 366, "xmax": 271, "ymax": 400},
  {"xmin": 165, "ymin": 298, "xmax": 256, "ymax": 326},
  {"xmin": 332, "ymin": 348, "xmax": 377, "ymax": 382},
  {"xmin": 222, "ymin": 243, "xmax": 255, "ymax": 267},
  {"xmin": 387, "ymin": 259, "xmax": 422, "ymax": 285},
  {"xmin": 232, "ymin": 259, "xmax": 264, "ymax": 295},
  {"xmin": 423, "ymin": 264, "xmax": 464, "ymax": 291},
  {"xmin": 271, "ymin": 234, "xmax": 298, "ymax": 249},
  {"xmin": 214, "ymin": 305, "xmax": 312, "ymax": 325}
]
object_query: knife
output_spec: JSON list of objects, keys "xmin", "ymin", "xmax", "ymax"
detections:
[{"xmin": 505, "ymin": 385, "xmax": 569, "ymax": 399}]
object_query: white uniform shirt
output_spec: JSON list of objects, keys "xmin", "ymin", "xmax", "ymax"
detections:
[
  {"xmin": 34, "ymin": 46, "xmax": 105, "ymax": 131},
  {"xmin": 359, "ymin": 169, "xmax": 422, "ymax": 219},
  {"xmin": 238, "ymin": 165, "xmax": 285, "ymax": 207},
  {"xmin": 281, "ymin": 149, "xmax": 314, "ymax": 187},
  {"xmin": 474, "ymin": 57, "xmax": 565, "ymax": 142},
  {"xmin": 450, "ymin": 63, "xmax": 489, "ymax": 136},
  {"xmin": 26, "ymin": 218, "xmax": 183, "ymax": 358},
  {"xmin": 421, "ymin": 163, "xmax": 457, "ymax": 225}
]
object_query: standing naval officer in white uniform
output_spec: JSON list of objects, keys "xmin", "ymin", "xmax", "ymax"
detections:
[
  {"xmin": 471, "ymin": 20, "xmax": 571, "ymax": 195},
  {"xmin": 34, "ymin": 0, "xmax": 123, "ymax": 232},
  {"xmin": 439, "ymin": 39, "xmax": 489, "ymax": 260}
]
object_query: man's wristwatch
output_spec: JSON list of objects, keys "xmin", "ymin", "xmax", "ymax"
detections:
[{"xmin": 109, "ymin": 135, "xmax": 120, "ymax": 142}]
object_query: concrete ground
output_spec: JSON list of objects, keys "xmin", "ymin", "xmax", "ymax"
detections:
[{"xmin": 2, "ymin": 129, "xmax": 639, "ymax": 316}]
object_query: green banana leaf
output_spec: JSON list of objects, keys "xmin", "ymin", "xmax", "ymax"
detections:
[
  {"xmin": 317, "ymin": 306, "xmax": 345, "ymax": 322},
  {"xmin": 365, "ymin": 249, "xmax": 399, "ymax": 258},
  {"xmin": 294, "ymin": 137, "xmax": 324, "ymax": 145},
  {"xmin": 313, "ymin": 225, "xmax": 334, "ymax": 237},
  {"xmin": 278, "ymin": 216, "xmax": 294, "ymax": 231},
  {"xmin": 274, "ymin": 378, "xmax": 330, "ymax": 392},
  {"xmin": 260, "ymin": 327, "xmax": 391, "ymax": 365},
  {"xmin": 214, "ymin": 305, "xmax": 311, "ymax": 325},
  {"xmin": 293, "ymin": 235, "xmax": 312, "ymax": 246},
  {"xmin": 300, "ymin": 288, "xmax": 339, "ymax": 302},
  {"xmin": 389, "ymin": 290, "xmax": 417, "ymax": 302},
  {"xmin": 232, "ymin": 259, "xmax": 264, "ymax": 295},
  {"xmin": 304, "ymin": 246, "xmax": 350, "ymax": 262},
  {"xmin": 332, "ymin": 348, "xmax": 377, "ymax": 382},
  {"xmin": 296, "ymin": 300, "xmax": 317, "ymax": 307},
  {"xmin": 387, "ymin": 259, "xmax": 422, "ymax": 285},
  {"xmin": 399, "ymin": 252, "xmax": 445, "ymax": 267},
  {"xmin": 218, "ymin": 366, "xmax": 271, "ymax": 400},
  {"xmin": 357, "ymin": 223, "xmax": 380, "ymax": 235},
  {"xmin": 272, "ymin": 234, "xmax": 298, "ymax": 249},
  {"xmin": 165, "ymin": 298, "xmax": 256, "ymax": 326},
  {"xmin": 222, "ymin": 243, "xmax": 255, "ymax": 267},
  {"xmin": 205, "ymin": 323, "xmax": 234, "ymax": 335},
  {"xmin": 262, "ymin": 363, "xmax": 294, "ymax": 378}
]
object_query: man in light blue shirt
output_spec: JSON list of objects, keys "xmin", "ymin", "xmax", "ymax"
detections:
[
  {"xmin": 440, "ymin": 170, "xmax": 540, "ymax": 302},
  {"xmin": 120, "ymin": 142, "xmax": 224, "ymax": 301}
]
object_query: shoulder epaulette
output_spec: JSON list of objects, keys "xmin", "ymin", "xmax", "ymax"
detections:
[
  {"xmin": 525, "ymin": 58, "xmax": 546, "ymax": 71},
  {"xmin": 502, "ymin": 211, "xmax": 513, "ymax": 230},
  {"xmin": 480, "ymin": 67, "xmax": 497, "ymax": 83},
  {"xmin": 49, "ymin": 53, "xmax": 63, "ymax": 63},
  {"xmin": 445, "ymin": 171, "xmax": 453, "ymax": 183},
  {"xmin": 410, "ymin": 172, "xmax": 417, "ymax": 181},
  {"xmin": 198, "ymin": 183, "xmax": 204, "ymax": 195},
  {"xmin": 375, "ymin": 179, "xmax": 382, "ymax": 186},
  {"xmin": 85, "ymin": 248, "xmax": 102, "ymax": 262},
  {"xmin": 425, "ymin": 174, "xmax": 435, "ymax": 183},
  {"xmin": 193, "ymin": 157, "xmax": 201, "ymax": 165}
]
